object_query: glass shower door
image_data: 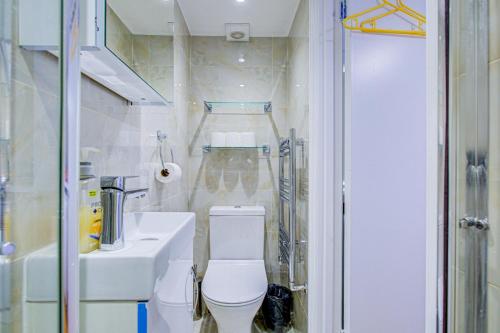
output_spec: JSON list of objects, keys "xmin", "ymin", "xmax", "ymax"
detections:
[
  {"xmin": 0, "ymin": 0, "xmax": 63, "ymax": 332},
  {"xmin": 449, "ymin": 0, "xmax": 498, "ymax": 332}
]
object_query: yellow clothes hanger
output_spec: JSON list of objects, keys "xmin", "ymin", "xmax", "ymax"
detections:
[
  {"xmin": 343, "ymin": 0, "xmax": 426, "ymax": 37},
  {"xmin": 396, "ymin": 0, "xmax": 426, "ymax": 22}
]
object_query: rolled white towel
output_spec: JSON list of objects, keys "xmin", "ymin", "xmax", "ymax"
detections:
[
  {"xmin": 210, "ymin": 132, "xmax": 226, "ymax": 147},
  {"xmin": 225, "ymin": 132, "xmax": 242, "ymax": 147},
  {"xmin": 240, "ymin": 132, "xmax": 256, "ymax": 147}
]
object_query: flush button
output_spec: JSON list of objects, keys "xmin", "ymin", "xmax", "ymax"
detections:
[{"xmin": 234, "ymin": 205, "xmax": 241, "ymax": 208}]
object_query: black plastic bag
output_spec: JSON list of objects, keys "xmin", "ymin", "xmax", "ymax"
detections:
[{"xmin": 262, "ymin": 284, "xmax": 293, "ymax": 331}]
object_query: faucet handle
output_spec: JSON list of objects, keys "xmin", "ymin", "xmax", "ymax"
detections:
[{"xmin": 100, "ymin": 176, "xmax": 139, "ymax": 190}]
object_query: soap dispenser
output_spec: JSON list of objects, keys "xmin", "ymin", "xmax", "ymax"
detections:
[{"xmin": 79, "ymin": 147, "xmax": 102, "ymax": 254}]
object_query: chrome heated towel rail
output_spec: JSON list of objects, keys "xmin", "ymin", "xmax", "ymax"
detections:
[{"xmin": 279, "ymin": 128, "xmax": 307, "ymax": 292}]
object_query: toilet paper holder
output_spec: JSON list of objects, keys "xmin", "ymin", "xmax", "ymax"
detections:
[{"xmin": 157, "ymin": 130, "xmax": 175, "ymax": 172}]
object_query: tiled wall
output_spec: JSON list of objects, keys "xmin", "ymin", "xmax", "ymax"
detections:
[
  {"xmin": 187, "ymin": 3, "xmax": 309, "ymax": 330},
  {"xmin": 136, "ymin": 0, "xmax": 190, "ymax": 212},
  {"xmin": 188, "ymin": 36, "xmax": 288, "ymax": 283},
  {"xmin": 81, "ymin": 0, "xmax": 190, "ymax": 213},
  {"xmin": 132, "ymin": 35, "xmax": 174, "ymax": 102},
  {"xmin": 106, "ymin": 6, "xmax": 174, "ymax": 101},
  {"xmin": 106, "ymin": 5, "xmax": 133, "ymax": 65},
  {"xmin": 286, "ymin": 0, "xmax": 309, "ymax": 330}
]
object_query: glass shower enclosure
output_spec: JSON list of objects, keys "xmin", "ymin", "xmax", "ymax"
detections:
[
  {"xmin": 448, "ymin": 0, "xmax": 498, "ymax": 332},
  {"xmin": 0, "ymin": 0, "xmax": 63, "ymax": 332}
]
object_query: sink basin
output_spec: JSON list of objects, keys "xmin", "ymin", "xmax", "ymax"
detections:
[{"xmin": 25, "ymin": 212, "xmax": 195, "ymax": 301}]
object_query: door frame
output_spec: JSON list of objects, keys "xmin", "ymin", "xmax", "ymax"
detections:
[
  {"xmin": 426, "ymin": 0, "xmax": 442, "ymax": 332},
  {"xmin": 320, "ymin": 0, "xmax": 443, "ymax": 332},
  {"xmin": 309, "ymin": 0, "xmax": 443, "ymax": 331},
  {"xmin": 308, "ymin": 0, "xmax": 342, "ymax": 332}
]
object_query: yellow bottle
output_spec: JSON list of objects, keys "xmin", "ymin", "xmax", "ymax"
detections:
[
  {"xmin": 79, "ymin": 186, "xmax": 102, "ymax": 253},
  {"xmin": 79, "ymin": 150, "xmax": 102, "ymax": 254}
]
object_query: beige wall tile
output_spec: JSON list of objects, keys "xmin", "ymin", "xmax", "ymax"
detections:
[
  {"xmin": 489, "ymin": 284, "xmax": 500, "ymax": 332},
  {"xmin": 188, "ymin": 35, "xmax": 288, "ymax": 283},
  {"xmin": 490, "ymin": 0, "xmax": 499, "ymax": 62},
  {"xmin": 187, "ymin": 10, "xmax": 308, "ymax": 333}
]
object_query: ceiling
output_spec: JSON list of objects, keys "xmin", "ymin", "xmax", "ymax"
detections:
[
  {"xmin": 177, "ymin": 0, "xmax": 301, "ymax": 37},
  {"xmin": 107, "ymin": 0, "xmax": 175, "ymax": 36}
]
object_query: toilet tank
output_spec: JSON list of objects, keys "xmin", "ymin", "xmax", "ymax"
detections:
[{"xmin": 209, "ymin": 206, "xmax": 265, "ymax": 260}]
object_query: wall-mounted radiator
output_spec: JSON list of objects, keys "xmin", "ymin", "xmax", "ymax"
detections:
[{"xmin": 279, "ymin": 128, "xmax": 307, "ymax": 292}]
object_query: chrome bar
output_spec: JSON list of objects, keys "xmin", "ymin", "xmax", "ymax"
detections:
[
  {"xmin": 278, "ymin": 129, "xmax": 307, "ymax": 292},
  {"xmin": 279, "ymin": 186, "xmax": 290, "ymax": 193},
  {"xmin": 279, "ymin": 189, "xmax": 290, "ymax": 196},
  {"xmin": 280, "ymin": 195, "xmax": 290, "ymax": 203},
  {"xmin": 288, "ymin": 129, "xmax": 298, "ymax": 288},
  {"xmin": 459, "ymin": 0, "xmax": 490, "ymax": 328},
  {"xmin": 461, "ymin": 152, "xmax": 489, "ymax": 333}
]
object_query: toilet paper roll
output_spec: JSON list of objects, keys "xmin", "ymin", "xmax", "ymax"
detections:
[
  {"xmin": 225, "ymin": 132, "xmax": 242, "ymax": 147},
  {"xmin": 240, "ymin": 132, "xmax": 256, "ymax": 147},
  {"xmin": 210, "ymin": 132, "xmax": 226, "ymax": 147},
  {"xmin": 155, "ymin": 163, "xmax": 182, "ymax": 184}
]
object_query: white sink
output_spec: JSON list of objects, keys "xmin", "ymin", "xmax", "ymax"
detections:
[{"xmin": 25, "ymin": 212, "xmax": 195, "ymax": 301}]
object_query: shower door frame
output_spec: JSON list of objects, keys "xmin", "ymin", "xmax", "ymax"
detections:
[
  {"xmin": 61, "ymin": 0, "xmax": 82, "ymax": 331},
  {"xmin": 445, "ymin": 0, "xmax": 491, "ymax": 332},
  {"xmin": 0, "ymin": 0, "xmax": 81, "ymax": 331},
  {"xmin": 308, "ymin": 0, "xmax": 341, "ymax": 332}
]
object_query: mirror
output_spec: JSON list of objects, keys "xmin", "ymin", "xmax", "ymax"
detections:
[{"xmin": 105, "ymin": 0, "xmax": 174, "ymax": 103}]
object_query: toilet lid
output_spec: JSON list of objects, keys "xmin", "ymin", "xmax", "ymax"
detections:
[{"xmin": 202, "ymin": 260, "xmax": 268, "ymax": 305}]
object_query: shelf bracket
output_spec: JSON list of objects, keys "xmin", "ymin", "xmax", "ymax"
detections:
[
  {"xmin": 202, "ymin": 145, "xmax": 211, "ymax": 153},
  {"xmin": 264, "ymin": 102, "xmax": 272, "ymax": 113},
  {"xmin": 204, "ymin": 101, "xmax": 213, "ymax": 113},
  {"xmin": 263, "ymin": 144, "xmax": 271, "ymax": 155}
]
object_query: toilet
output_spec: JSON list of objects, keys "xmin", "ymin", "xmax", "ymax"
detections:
[{"xmin": 202, "ymin": 206, "xmax": 268, "ymax": 333}]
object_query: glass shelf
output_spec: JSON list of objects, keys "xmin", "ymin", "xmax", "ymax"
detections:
[
  {"xmin": 202, "ymin": 144, "xmax": 271, "ymax": 154},
  {"xmin": 204, "ymin": 101, "xmax": 272, "ymax": 114}
]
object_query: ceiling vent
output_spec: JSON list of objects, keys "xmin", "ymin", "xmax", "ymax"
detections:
[{"xmin": 225, "ymin": 23, "xmax": 250, "ymax": 42}]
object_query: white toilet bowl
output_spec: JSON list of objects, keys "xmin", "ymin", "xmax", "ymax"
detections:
[{"xmin": 202, "ymin": 260, "xmax": 268, "ymax": 333}]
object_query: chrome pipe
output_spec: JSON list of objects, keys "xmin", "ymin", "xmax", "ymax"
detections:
[
  {"xmin": 278, "ymin": 129, "xmax": 307, "ymax": 291},
  {"xmin": 289, "ymin": 129, "xmax": 297, "ymax": 287},
  {"xmin": 461, "ymin": 153, "xmax": 489, "ymax": 333}
]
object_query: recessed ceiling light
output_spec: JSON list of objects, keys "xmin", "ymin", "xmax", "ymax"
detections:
[
  {"xmin": 236, "ymin": 0, "xmax": 245, "ymax": 3},
  {"xmin": 238, "ymin": 56, "xmax": 246, "ymax": 63},
  {"xmin": 239, "ymin": 84, "xmax": 246, "ymax": 87}
]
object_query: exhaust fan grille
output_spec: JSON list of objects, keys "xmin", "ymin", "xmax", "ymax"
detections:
[{"xmin": 225, "ymin": 23, "xmax": 250, "ymax": 42}]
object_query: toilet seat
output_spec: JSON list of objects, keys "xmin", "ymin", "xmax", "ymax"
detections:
[{"xmin": 202, "ymin": 260, "xmax": 267, "ymax": 306}]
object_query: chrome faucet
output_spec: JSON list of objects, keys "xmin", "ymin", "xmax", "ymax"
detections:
[{"xmin": 100, "ymin": 176, "xmax": 148, "ymax": 251}]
